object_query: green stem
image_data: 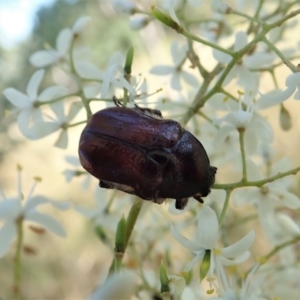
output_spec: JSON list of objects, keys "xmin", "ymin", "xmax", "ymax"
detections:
[
  {"xmin": 13, "ymin": 218, "xmax": 24, "ymax": 300},
  {"xmin": 181, "ymin": 29, "xmax": 234, "ymax": 56},
  {"xmin": 263, "ymin": 236, "xmax": 300, "ymax": 262},
  {"xmin": 107, "ymin": 198, "xmax": 143, "ymax": 275},
  {"xmin": 67, "ymin": 120, "xmax": 87, "ymax": 128},
  {"xmin": 36, "ymin": 93, "xmax": 79, "ymax": 106},
  {"xmin": 213, "ymin": 165, "xmax": 300, "ymax": 190},
  {"xmin": 125, "ymin": 199, "xmax": 143, "ymax": 248},
  {"xmin": 218, "ymin": 190, "xmax": 232, "ymax": 227},
  {"xmin": 262, "ymin": 37, "xmax": 298, "ymax": 72},
  {"xmin": 238, "ymin": 128, "xmax": 247, "ymax": 182}
]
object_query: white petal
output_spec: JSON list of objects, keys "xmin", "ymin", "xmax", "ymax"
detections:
[
  {"xmin": 222, "ymin": 65, "xmax": 237, "ymax": 86},
  {"xmin": 232, "ymin": 188, "xmax": 259, "ymax": 207},
  {"xmin": 26, "ymin": 211, "xmax": 66, "ymax": 237},
  {"xmin": 197, "ymin": 206, "xmax": 219, "ymax": 249},
  {"xmin": 234, "ymin": 31, "xmax": 248, "ymax": 51},
  {"xmin": 65, "ymin": 155, "xmax": 81, "ymax": 166},
  {"xmin": 244, "ymin": 52, "xmax": 274, "ymax": 69},
  {"xmin": 90, "ymin": 270, "xmax": 137, "ymax": 300},
  {"xmin": 19, "ymin": 121, "xmax": 60, "ymax": 140},
  {"xmin": 38, "ymin": 86, "xmax": 69, "ymax": 102},
  {"xmin": 219, "ymin": 251, "xmax": 250, "ymax": 266},
  {"xmin": 111, "ymin": 0, "xmax": 135, "ymax": 14},
  {"xmin": 72, "ymin": 16, "xmax": 91, "ymax": 34},
  {"xmin": 149, "ymin": 65, "xmax": 175, "ymax": 75},
  {"xmin": 272, "ymin": 188, "xmax": 300, "ymax": 209},
  {"xmin": 294, "ymin": 87, "xmax": 300, "ymax": 99},
  {"xmin": 50, "ymin": 101, "xmax": 65, "ymax": 121},
  {"xmin": 24, "ymin": 196, "xmax": 51, "ymax": 212},
  {"xmin": 66, "ymin": 101, "xmax": 82, "ymax": 121},
  {"xmin": 27, "ymin": 69, "xmax": 44, "ymax": 100},
  {"xmin": 0, "ymin": 198, "xmax": 22, "ymax": 219},
  {"xmin": 212, "ymin": 49, "xmax": 231, "ymax": 63},
  {"xmin": 29, "ymin": 50, "xmax": 59, "ymax": 67},
  {"xmin": 170, "ymin": 224, "xmax": 200, "ymax": 251},
  {"xmin": 257, "ymin": 87, "xmax": 295, "ymax": 109},
  {"xmin": 0, "ymin": 221, "xmax": 16, "ymax": 258},
  {"xmin": 108, "ymin": 51, "xmax": 124, "ymax": 66},
  {"xmin": 54, "ymin": 130, "xmax": 68, "ymax": 149},
  {"xmin": 3, "ymin": 88, "xmax": 31, "ymax": 108},
  {"xmin": 130, "ymin": 15, "xmax": 149, "ymax": 30},
  {"xmin": 171, "ymin": 42, "xmax": 187, "ymax": 64},
  {"xmin": 277, "ymin": 213, "xmax": 300, "ymax": 236},
  {"xmin": 56, "ymin": 28, "xmax": 72, "ymax": 55},
  {"xmin": 171, "ymin": 73, "xmax": 182, "ymax": 90},
  {"xmin": 116, "ymin": 76, "xmax": 136, "ymax": 101},
  {"xmin": 75, "ymin": 60, "xmax": 103, "ymax": 79},
  {"xmin": 17, "ymin": 107, "xmax": 43, "ymax": 129},
  {"xmin": 285, "ymin": 72, "xmax": 300, "ymax": 88},
  {"xmin": 221, "ymin": 230, "xmax": 255, "ymax": 258},
  {"xmin": 101, "ymin": 64, "xmax": 118, "ymax": 97},
  {"xmin": 213, "ymin": 125, "xmax": 234, "ymax": 148},
  {"xmin": 181, "ymin": 70, "xmax": 199, "ymax": 87},
  {"xmin": 183, "ymin": 250, "xmax": 205, "ymax": 271},
  {"xmin": 169, "ymin": 6, "xmax": 180, "ymax": 24},
  {"xmin": 75, "ymin": 205, "xmax": 101, "ymax": 219}
]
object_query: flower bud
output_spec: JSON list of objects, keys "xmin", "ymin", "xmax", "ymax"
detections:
[
  {"xmin": 115, "ymin": 215, "xmax": 127, "ymax": 253},
  {"xmin": 151, "ymin": 6, "xmax": 181, "ymax": 31},
  {"xmin": 200, "ymin": 250, "xmax": 211, "ymax": 282},
  {"xmin": 159, "ymin": 262, "xmax": 170, "ymax": 293},
  {"xmin": 279, "ymin": 104, "xmax": 292, "ymax": 131}
]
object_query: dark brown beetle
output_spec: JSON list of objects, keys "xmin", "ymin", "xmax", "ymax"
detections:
[{"xmin": 79, "ymin": 99, "xmax": 217, "ymax": 209}]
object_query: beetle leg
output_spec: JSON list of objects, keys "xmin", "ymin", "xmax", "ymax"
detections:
[
  {"xmin": 152, "ymin": 198, "xmax": 165, "ymax": 204},
  {"xmin": 134, "ymin": 104, "xmax": 163, "ymax": 119},
  {"xmin": 99, "ymin": 180, "xmax": 114, "ymax": 189},
  {"xmin": 113, "ymin": 96, "xmax": 123, "ymax": 107},
  {"xmin": 175, "ymin": 198, "xmax": 189, "ymax": 210},
  {"xmin": 193, "ymin": 194, "xmax": 204, "ymax": 203}
]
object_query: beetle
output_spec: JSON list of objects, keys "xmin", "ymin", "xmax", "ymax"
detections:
[{"xmin": 78, "ymin": 99, "xmax": 217, "ymax": 210}]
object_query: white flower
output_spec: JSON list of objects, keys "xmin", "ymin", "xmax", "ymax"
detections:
[
  {"xmin": 90, "ymin": 270, "xmax": 137, "ymax": 299},
  {"xmin": 213, "ymin": 31, "xmax": 274, "ymax": 92},
  {"xmin": 257, "ymin": 72, "xmax": 300, "ymax": 109},
  {"xmin": 100, "ymin": 52, "xmax": 136, "ymax": 101},
  {"xmin": 75, "ymin": 188, "xmax": 131, "ymax": 232},
  {"xmin": 0, "ymin": 168, "xmax": 69, "ymax": 258},
  {"xmin": 213, "ymin": 92, "xmax": 273, "ymax": 153},
  {"xmin": 30, "ymin": 16, "xmax": 91, "ymax": 67},
  {"xmin": 3, "ymin": 69, "xmax": 68, "ymax": 135},
  {"xmin": 63, "ymin": 155, "xmax": 91, "ymax": 189},
  {"xmin": 150, "ymin": 41, "xmax": 199, "ymax": 91},
  {"xmin": 171, "ymin": 206, "xmax": 255, "ymax": 289},
  {"xmin": 20, "ymin": 101, "xmax": 82, "ymax": 148}
]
